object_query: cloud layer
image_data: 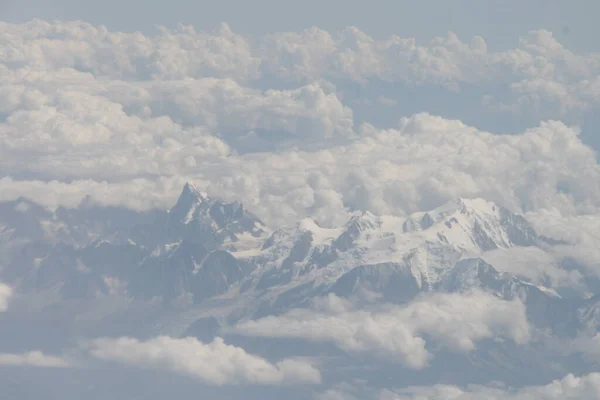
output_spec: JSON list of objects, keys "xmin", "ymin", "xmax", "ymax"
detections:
[
  {"xmin": 86, "ymin": 335, "xmax": 321, "ymax": 386},
  {"xmin": 232, "ymin": 292, "xmax": 530, "ymax": 369}
]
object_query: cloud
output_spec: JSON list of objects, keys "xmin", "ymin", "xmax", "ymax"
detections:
[
  {"xmin": 0, "ymin": 350, "xmax": 69, "ymax": 368},
  {"xmin": 136, "ymin": 79, "xmax": 354, "ymax": 149},
  {"xmin": 232, "ymin": 291, "xmax": 530, "ymax": 369},
  {"xmin": 481, "ymin": 247, "xmax": 585, "ymax": 290},
  {"xmin": 525, "ymin": 210, "xmax": 600, "ymax": 278},
  {"xmin": 0, "ymin": 282, "xmax": 11, "ymax": 312},
  {"xmin": 85, "ymin": 335, "xmax": 321, "ymax": 386},
  {"xmin": 0, "ymin": 20, "xmax": 260, "ymax": 82},
  {"xmin": 315, "ymin": 389, "xmax": 360, "ymax": 400},
  {"xmin": 380, "ymin": 373, "xmax": 600, "ymax": 400},
  {"xmin": 0, "ymin": 70, "xmax": 352, "ymax": 183}
]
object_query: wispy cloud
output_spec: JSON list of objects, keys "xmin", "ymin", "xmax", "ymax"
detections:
[{"xmin": 85, "ymin": 335, "xmax": 321, "ymax": 386}]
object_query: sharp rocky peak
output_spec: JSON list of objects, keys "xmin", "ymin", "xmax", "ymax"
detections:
[
  {"xmin": 169, "ymin": 182, "xmax": 248, "ymax": 225},
  {"xmin": 167, "ymin": 183, "xmax": 267, "ymax": 248}
]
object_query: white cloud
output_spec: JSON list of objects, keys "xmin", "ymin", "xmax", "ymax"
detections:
[
  {"xmin": 0, "ymin": 21, "xmax": 260, "ymax": 82},
  {"xmin": 86, "ymin": 335, "xmax": 321, "ymax": 386},
  {"xmin": 0, "ymin": 282, "xmax": 11, "ymax": 312},
  {"xmin": 139, "ymin": 79, "xmax": 355, "ymax": 148},
  {"xmin": 381, "ymin": 373, "xmax": 600, "ymax": 400},
  {"xmin": 232, "ymin": 291, "xmax": 530, "ymax": 370},
  {"xmin": 0, "ymin": 350, "xmax": 69, "ymax": 368}
]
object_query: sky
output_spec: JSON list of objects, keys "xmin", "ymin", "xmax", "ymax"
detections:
[{"xmin": 1, "ymin": 0, "xmax": 599, "ymax": 52}]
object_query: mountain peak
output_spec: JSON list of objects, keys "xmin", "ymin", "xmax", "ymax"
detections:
[
  {"xmin": 169, "ymin": 182, "xmax": 210, "ymax": 224},
  {"xmin": 181, "ymin": 182, "xmax": 208, "ymax": 201}
]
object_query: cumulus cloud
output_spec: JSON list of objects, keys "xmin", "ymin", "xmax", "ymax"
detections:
[
  {"xmin": 0, "ymin": 20, "xmax": 260, "ymax": 82},
  {"xmin": 0, "ymin": 71, "xmax": 351, "ymax": 183},
  {"xmin": 0, "ymin": 350, "xmax": 69, "ymax": 368},
  {"xmin": 380, "ymin": 373, "xmax": 600, "ymax": 400},
  {"xmin": 232, "ymin": 292, "xmax": 530, "ymax": 369},
  {"xmin": 0, "ymin": 282, "xmax": 11, "ymax": 312},
  {"xmin": 136, "ymin": 79, "xmax": 354, "ymax": 149},
  {"xmin": 85, "ymin": 335, "xmax": 321, "ymax": 386}
]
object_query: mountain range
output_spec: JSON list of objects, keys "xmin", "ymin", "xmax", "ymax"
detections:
[{"xmin": 1, "ymin": 183, "xmax": 599, "ymax": 391}]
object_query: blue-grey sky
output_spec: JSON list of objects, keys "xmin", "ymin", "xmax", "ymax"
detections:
[{"xmin": 1, "ymin": 0, "xmax": 598, "ymax": 51}]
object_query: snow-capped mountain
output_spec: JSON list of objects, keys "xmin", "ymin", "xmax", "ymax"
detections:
[
  {"xmin": 0, "ymin": 183, "xmax": 594, "ymax": 339},
  {"xmin": 4, "ymin": 182, "xmax": 600, "ymax": 400},
  {"xmin": 238, "ymin": 198, "xmax": 541, "ymax": 301}
]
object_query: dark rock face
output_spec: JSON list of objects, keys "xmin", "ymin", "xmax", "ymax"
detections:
[
  {"xmin": 499, "ymin": 207, "xmax": 538, "ymax": 246},
  {"xmin": 281, "ymin": 232, "xmax": 313, "ymax": 269},
  {"xmin": 182, "ymin": 316, "xmax": 221, "ymax": 343},
  {"xmin": 165, "ymin": 183, "xmax": 266, "ymax": 250},
  {"xmin": 190, "ymin": 250, "xmax": 245, "ymax": 304},
  {"xmin": 128, "ymin": 241, "xmax": 246, "ymax": 304},
  {"xmin": 330, "ymin": 262, "xmax": 421, "ymax": 303},
  {"xmin": 472, "ymin": 220, "xmax": 499, "ymax": 251},
  {"xmin": 334, "ymin": 213, "xmax": 379, "ymax": 251}
]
